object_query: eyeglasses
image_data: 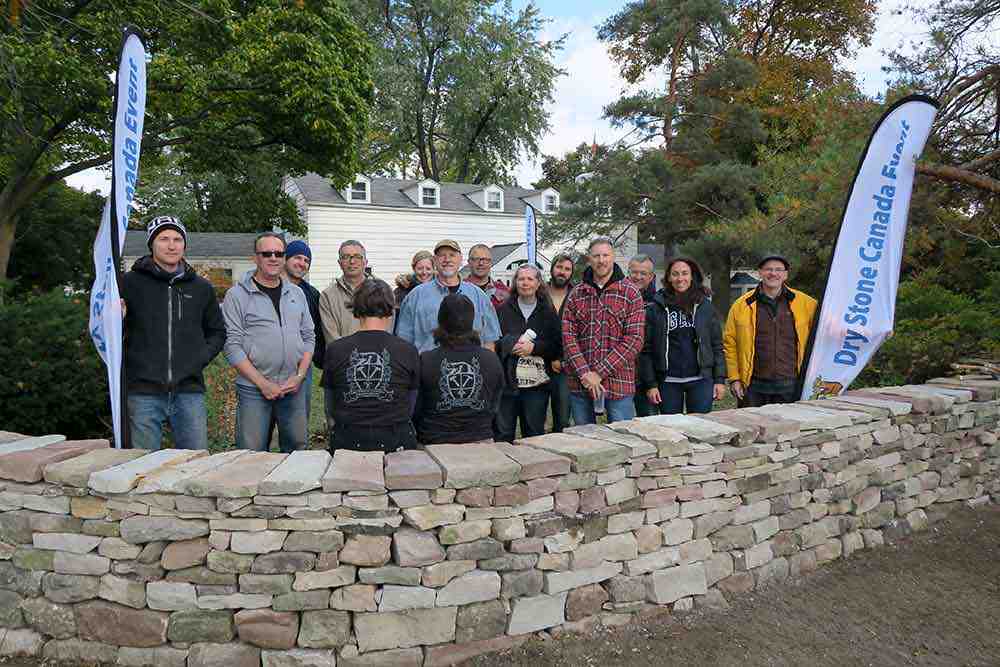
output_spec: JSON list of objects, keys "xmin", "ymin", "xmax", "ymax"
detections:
[
  {"xmin": 340, "ymin": 254, "xmax": 365, "ymax": 262},
  {"xmin": 256, "ymin": 251, "xmax": 285, "ymax": 258},
  {"xmin": 470, "ymin": 257, "xmax": 492, "ymax": 263}
]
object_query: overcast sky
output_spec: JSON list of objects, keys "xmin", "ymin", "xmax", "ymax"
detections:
[{"xmin": 66, "ymin": 0, "xmax": 926, "ymax": 195}]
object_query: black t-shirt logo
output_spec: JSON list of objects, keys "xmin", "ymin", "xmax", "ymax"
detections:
[
  {"xmin": 437, "ymin": 357, "xmax": 485, "ymax": 411},
  {"xmin": 345, "ymin": 348, "xmax": 394, "ymax": 402}
]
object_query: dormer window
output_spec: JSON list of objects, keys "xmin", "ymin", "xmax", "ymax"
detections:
[
  {"xmin": 487, "ymin": 190, "xmax": 503, "ymax": 211},
  {"xmin": 350, "ymin": 181, "xmax": 368, "ymax": 202},
  {"xmin": 421, "ymin": 186, "xmax": 439, "ymax": 207},
  {"xmin": 544, "ymin": 194, "xmax": 558, "ymax": 213},
  {"xmin": 342, "ymin": 175, "xmax": 371, "ymax": 204}
]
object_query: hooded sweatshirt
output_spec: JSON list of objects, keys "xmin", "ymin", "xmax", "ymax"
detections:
[
  {"xmin": 222, "ymin": 270, "xmax": 316, "ymax": 388},
  {"xmin": 122, "ymin": 256, "xmax": 227, "ymax": 394}
]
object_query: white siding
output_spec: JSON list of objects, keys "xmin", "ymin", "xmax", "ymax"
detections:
[{"xmin": 306, "ymin": 204, "xmax": 533, "ymax": 289}]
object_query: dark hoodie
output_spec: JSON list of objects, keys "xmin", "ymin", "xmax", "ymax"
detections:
[
  {"xmin": 637, "ymin": 257, "xmax": 725, "ymax": 389},
  {"xmin": 122, "ymin": 256, "xmax": 227, "ymax": 394}
]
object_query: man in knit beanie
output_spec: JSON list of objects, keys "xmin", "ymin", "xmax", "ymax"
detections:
[
  {"xmin": 121, "ymin": 215, "xmax": 227, "ymax": 450},
  {"xmin": 283, "ymin": 239, "xmax": 325, "ymax": 424}
]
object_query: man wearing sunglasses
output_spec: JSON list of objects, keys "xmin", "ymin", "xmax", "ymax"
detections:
[
  {"xmin": 222, "ymin": 231, "xmax": 316, "ymax": 451},
  {"xmin": 122, "ymin": 215, "xmax": 227, "ymax": 450}
]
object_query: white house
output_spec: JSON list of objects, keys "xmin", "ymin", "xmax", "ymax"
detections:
[{"xmin": 284, "ymin": 173, "xmax": 637, "ymax": 289}]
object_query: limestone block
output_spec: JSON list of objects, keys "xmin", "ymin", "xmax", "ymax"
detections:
[
  {"xmin": 119, "ymin": 516, "xmax": 209, "ymax": 544},
  {"xmin": 187, "ymin": 642, "xmax": 259, "ymax": 667},
  {"xmin": 378, "ymin": 584, "xmax": 437, "ymax": 612},
  {"xmin": 421, "ymin": 560, "xmax": 476, "ymax": 588},
  {"xmin": 32, "ymin": 532, "xmax": 101, "ymax": 554},
  {"xmin": 161, "ymin": 537, "xmax": 211, "ymax": 569},
  {"xmin": 137, "ymin": 451, "xmax": 248, "ymax": 494},
  {"xmin": 235, "ymin": 609, "xmax": 299, "ymax": 650},
  {"xmin": 98, "ymin": 574, "xmax": 147, "ymax": 609},
  {"xmin": 74, "ymin": 600, "xmax": 168, "ymax": 647},
  {"xmin": 642, "ymin": 414, "xmax": 741, "ymax": 444},
  {"xmin": 507, "ymin": 592, "xmax": 567, "ymax": 635},
  {"xmin": 401, "ymin": 504, "xmax": 465, "ymax": 531},
  {"xmin": 563, "ymin": 424, "xmax": 658, "ymax": 458},
  {"xmin": 357, "ymin": 567, "xmax": 421, "ymax": 586},
  {"xmin": 259, "ymin": 450, "xmax": 331, "ymax": 495},
  {"xmin": 117, "ymin": 646, "xmax": 189, "ymax": 667},
  {"xmin": 424, "ymin": 444, "xmax": 521, "ymax": 488},
  {"xmin": 184, "ymin": 452, "xmax": 286, "ymax": 498},
  {"xmin": 292, "ymin": 566, "xmax": 356, "ymax": 591},
  {"xmin": 147, "ymin": 581, "xmax": 198, "ymax": 611},
  {"xmin": 262, "ymin": 648, "xmax": 337, "ymax": 667},
  {"xmin": 90, "ymin": 449, "xmax": 206, "ymax": 494},
  {"xmin": 542, "ymin": 561, "xmax": 622, "ymax": 594},
  {"xmin": 385, "ymin": 450, "xmax": 444, "ymax": 490},
  {"xmin": 353, "ymin": 607, "xmax": 457, "ymax": 653},
  {"xmin": 491, "ymin": 442, "xmax": 571, "ymax": 480},
  {"xmin": 645, "ymin": 562, "xmax": 707, "ymax": 604},
  {"xmin": 166, "ymin": 610, "xmax": 235, "ymax": 643},
  {"xmin": 52, "ymin": 552, "xmax": 111, "ymax": 576},
  {"xmin": 514, "ymin": 433, "xmax": 628, "ymax": 472},
  {"xmin": 435, "ymin": 570, "xmax": 501, "ymax": 606},
  {"xmin": 231, "ymin": 531, "xmax": 288, "ymax": 555},
  {"xmin": 0, "ymin": 439, "xmax": 107, "ymax": 483},
  {"xmin": 322, "ymin": 450, "xmax": 385, "ymax": 493}
]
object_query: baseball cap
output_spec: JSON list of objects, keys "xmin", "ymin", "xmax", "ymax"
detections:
[
  {"xmin": 434, "ymin": 239, "xmax": 462, "ymax": 253},
  {"xmin": 757, "ymin": 253, "xmax": 790, "ymax": 271}
]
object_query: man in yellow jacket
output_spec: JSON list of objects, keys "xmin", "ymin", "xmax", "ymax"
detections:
[{"xmin": 723, "ymin": 254, "xmax": 817, "ymax": 407}]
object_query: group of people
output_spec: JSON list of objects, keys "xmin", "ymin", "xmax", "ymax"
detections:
[{"xmin": 121, "ymin": 215, "xmax": 817, "ymax": 453}]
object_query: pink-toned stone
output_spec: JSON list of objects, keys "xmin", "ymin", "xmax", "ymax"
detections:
[
  {"xmin": 74, "ymin": 601, "xmax": 168, "ymax": 647},
  {"xmin": 161, "ymin": 538, "xmax": 211, "ymax": 570},
  {"xmin": 566, "ymin": 583, "xmax": 609, "ymax": 621},
  {"xmin": 322, "ymin": 450, "xmax": 385, "ymax": 492},
  {"xmin": 526, "ymin": 477, "xmax": 559, "ymax": 500},
  {"xmin": 509, "ymin": 538, "xmax": 544, "ymax": 554},
  {"xmin": 642, "ymin": 489, "xmax": 678, "ymax": 508},
  {"xmin": 455, "ymin": 488, "xmax": 493, "ymax": 507},
  {"xmin": 491, "ymin": 442, "xmax": 571, "ymax": 480},
  {"xmin": 385, "ymin": 450, "xmax": 443, "ymax": 490},
  {"xmin": 339, "ymin": 535, "xmax": 391, "ymax": 567},
  {"xmin": 676, "ymin": 486, "xmax": 704, "ymax": 502},
  {"xmin": 0, "ymin": 440, "xmax": 108, "ymax": 483},
  {"xmin": 554, "ymin": 491, "xmax": 579, "ymax": 516},
  {"xmin": 716, "ymin": 572, "xmax": 755, "ymax": 594},
  {"xmin": 185, "ymin": 452, "xmax": 286, "ymax": 498},
  {"xmin": 234, "ymin": 609, "xmax": 299, "ymax": 649},
  {"xmin": 493, "ymin": 484, "xmax": 530, "ymax": 506},
  {"xmin": 579, "ymin": 486, "xmax": 606, "ymax": 513}
]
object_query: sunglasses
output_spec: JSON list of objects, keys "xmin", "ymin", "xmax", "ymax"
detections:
[{"xmin": 256, "ymin": 250, "xmax": 285, "ymax": 258}]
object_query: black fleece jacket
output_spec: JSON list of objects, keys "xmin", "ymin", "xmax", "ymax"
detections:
[
  {"xmin": 637, "ymin": 288, "xmax": 725, "ymax": 389},
  {"xmin": 122, "ymin": 256, "xmax": 227, "ymax": 394},
  {"xmin": 496, "ymin": 296, "xmax": 563, "ymax": 388}
]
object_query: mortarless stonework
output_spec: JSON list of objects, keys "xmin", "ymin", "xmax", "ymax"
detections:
[{"xmin": 0, "ymin": 379, "xmax": 998, "ymax": 665}]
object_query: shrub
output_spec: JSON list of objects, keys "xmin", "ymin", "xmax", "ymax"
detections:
[{"xmin": 0, "ymin": 289, "xmax": 111, "ymax": 439}]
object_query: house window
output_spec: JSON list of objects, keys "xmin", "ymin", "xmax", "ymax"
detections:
[
  {"xmin": 487, "ymin": 190, "xmax": 503, "ymax": 211},
  {"xmin": 544, "ymin": 194, "xmax": 558, "ymax": 213},
  {"xmin": 421, "ymin": 186, "xmax": 438, "ymax": 206},
  {"xmin": 349, "ymin": 181, "xmax": 368, "ymax": 202}
]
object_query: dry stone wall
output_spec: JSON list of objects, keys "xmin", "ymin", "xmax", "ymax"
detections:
[{"xmin": 1, "ymin": 378, "xmax": 999, "ymax": 667}]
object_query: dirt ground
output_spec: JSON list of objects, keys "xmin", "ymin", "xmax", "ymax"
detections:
[
  {"xmin": 1, "ymin": 505, "xmax": 997, "ymax": 667},
  {"xmin": 472, "ymin": 504, "xmax": 1000, "ymax": 667}
]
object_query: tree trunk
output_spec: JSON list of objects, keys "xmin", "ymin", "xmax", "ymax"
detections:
[
  {"xmin": 709, "ymin": 249, "xmax": 734, "ymax": 316},
  {"xmin": 0, "ymin": 211, "xmax": 16, "ymax": 283}
]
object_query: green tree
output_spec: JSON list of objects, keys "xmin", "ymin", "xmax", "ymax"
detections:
[
  {"xmin": 541, "ymin": 0, "xmax": 877, "ymax": 311},
  {"xmin": 352, "ymin": 0, "xmax": 564, "ymax": 183},
  {"xmin": 0, "ymin": 0, "xmax": 373, "ymax": 279},
  {"xmin": 7, "ymin": 181, "xmax": 103, "ymax": 294},
  {"xmin": 136, "ymin": 150, "xmax": 305, "ymax": 236}
]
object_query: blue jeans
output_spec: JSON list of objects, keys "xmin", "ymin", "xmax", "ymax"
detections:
[
  {"xmin": 549, "ymin": 372, "xmax": 571, "ymax": 433},
  {"xmin": 128, "ymin": 392, "xmax": 208, "ymax": 451},
  {"xmin": 659, "ymin": 378, "xmax": 713, "ymax": 415},
  {"xmin": 236, "ymin": 383, "xmax": 308, "ymax": 452},
  {"xmin": 495, "ymin": 387, "xmax": 550, "ymax": 442},
  {"xmin": 569, "ymin": 392, "xmax": 636, "ymax": 425}
]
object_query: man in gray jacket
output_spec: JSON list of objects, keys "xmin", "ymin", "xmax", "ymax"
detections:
[{"xmin": 223, "ymin": 232, "xmax": 316, "ymax": 451}]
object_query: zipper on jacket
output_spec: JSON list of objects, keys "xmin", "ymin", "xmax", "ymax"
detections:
[{"xmin": 167, "ymin": 281, "xmax": 174, "ymax": 388}]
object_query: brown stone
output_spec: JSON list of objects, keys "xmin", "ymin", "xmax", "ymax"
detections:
[
  {"xmin": 493, "ymin": 484, "xmax": 530, "ymax": 506},
  {"xmin": 339, "ymin": 535, "xmax": 391, "ymax": 567},
  {"xmin": 566, "ymin": 583, "xmax": 609, "ymax": 621},
  {"xmin": 716, "ymin": 572, "xmax": 755, "ymax": 595},
  {"xmin": 161, "ymin": 538, "xmax": 211, "ymax": 570},
  {"xmin": 455, "ymin": 487, "xmax": 494, "ymax": 507},
  {"xmin": 188, "ymin": 642, "xmax": 260, "ymax": 667},
  {"xmin": 424, "ymin": 635, "xmax": 530, "ymax": 667},
  {"xmin": 490, "ymin": 442, "xmax": 571, "ymax": 480},
  {"xmin": 74, "ymin": 600, "xmax": 168, "ymax": 647},
  {"xmin": 235, "ymin": 609, "xmax": 299, "ymax": 649},
  {"xmin": 385, "ymin": 450, "xmax": 443, "ymax": 490},
  {"xmin": 0, "ymin": 439, "xmax": 107, "ymax": 483}
]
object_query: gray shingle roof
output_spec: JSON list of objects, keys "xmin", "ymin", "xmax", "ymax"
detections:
[
  {"xmin": 123, "ymin": 232, "xmax": 258, "ymax": 259},
  {"xmin": 291, "ymin": 173, "xmax": 548, "ymax": 215}
]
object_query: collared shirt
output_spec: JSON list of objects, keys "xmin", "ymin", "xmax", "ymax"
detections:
[
  {"xmin": 396, "ymin": 279, "xmax": 502, "ymax": 353},
  {"xmin": 464, "ymin": 275, "xmax": 511, "ymax": 310}
]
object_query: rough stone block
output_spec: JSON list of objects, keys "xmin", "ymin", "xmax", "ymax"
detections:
[
  {"xmin": 166, "ymin": 610, "xmax": 235, "ymax": 643},
  {"xmin": 566, "ymin": 583, "xmax": 609, "ymax": 621},
  {"xmin": 90, "ymin": 449, "xmax": 206, "ymax": 494},
  {"xmin": 235, "ymin": 609, "xmax": 299, "ymax": 649},
  {"xmin": 185, "ymin": 452, "xmax": 286, "ymax": 498},
  {"xmin": 507, "ymin": 592, "xmax": 567, "ymax": 635},
  {"xmin": 385, "ymin": 450, "xmax": 443, "ymax": 490},
  {"xmin": 436, "ymin": 570, "xmax": 501, "ymax": 606},
  {"xmin": 119, "ymin": 517, "xmax": 209, "ymax": 544},
  {"xmin": 259, "ymin": 451, "xmax": 331, "ymax": 495},
  {"xmin": 74, "ymin": 601, "xmax": 168, "ymax": 647},
  {"xmin": 514, "ymin": 433, "xmax": 628, "ymax": 472},
  {"xmin": 0, "ymin": 439, "xmax": 107, "ymax": 483},
  {"xmin": 378, "ymin": 585, "xmax": 437, "ymax": 612},
  {"xmin": 340, "ymin": 535, "xmax": 391, "ymax": 567},
  {"xmin": 353, "ymin": 607, "xmax": 457, "ymax": 653},
  {"xmin": 646, "ymin": 562, "xmax": 707, "ymax": 604},
  {"xmin": 187, "ymin": 642, "xmax": 260, "ymax": 667}
]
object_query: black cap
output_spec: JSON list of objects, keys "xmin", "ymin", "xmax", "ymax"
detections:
[
  {"xmin": 437, "ymin": 294, "xmax": 475, "ymax": 335},
  {"xmin": 757, "ymin": 253, "xmax": 790, "ymax": 271}
]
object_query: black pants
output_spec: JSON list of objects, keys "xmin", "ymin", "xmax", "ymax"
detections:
[
  {"xmin": 740, "ymin": 382, "xmax": 798, "ymax": 408},
  {"xmin": 495, "ymin": 387, "xmax": 549, "ymax": 442},
  {"xmin": 330, "ymin": 421, "xmax": 417, "ymax": 453}
]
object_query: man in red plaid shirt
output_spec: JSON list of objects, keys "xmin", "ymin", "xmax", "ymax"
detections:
[{"xmin": 561, "ymin": 237, "xmax": 646, "ymax": 424}]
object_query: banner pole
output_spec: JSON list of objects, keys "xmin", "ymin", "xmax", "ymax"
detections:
[{"xmin": 796, "ymin": 93, "xmax": 939, "ymax": 400}]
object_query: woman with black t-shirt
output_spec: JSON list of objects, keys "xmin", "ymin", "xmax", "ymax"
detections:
[
  {"xmin": 415, "ymin": 294, "xmax": 505, "ymax": 444},
  {"xmin": 637, "ymin": 257, "xmax": 726, "ymax": 414},
  {"xmin": 323, "ymin": 279, "xmax": 420, "ymax": 451},
  {"xmin": 494, "ymin": 265, "xmax": 562, "ymax": 441}
]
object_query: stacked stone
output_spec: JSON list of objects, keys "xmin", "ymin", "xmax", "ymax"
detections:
[{"xmin": 0, "ymin": 378, "xmax": 997, "ymax": 667}]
